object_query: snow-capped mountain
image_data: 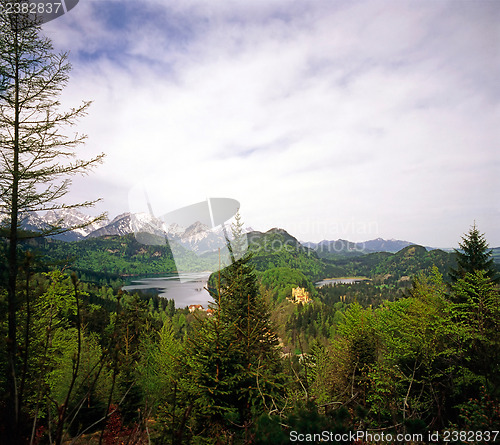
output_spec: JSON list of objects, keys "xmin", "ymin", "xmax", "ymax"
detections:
[
  {"xmin": 87, "ymin": 212, "xmax": 168, "ymax": 240},
  {"xmin": 9, "ymin": 208, "xmax": 250, "ymax": 255},
  {"xmin": 182, "ymin": 221, "xmax": 210, "ymax": 239},
  {"xmin": 9, "ymin": 208, "xmax": 432, "ymax": 256},
  {"xmin": 18, "ymin": 212, "xmax": 51, "ymax": 233},
  {"xmin": 86, "ymin": 213, "xmax": 134, "ymax": 238},
  {"xmin": 44, "ymin": 209, "xmax": 108, "ymax": 238},
  {"xmin": 85, "ymin": 212, "xmax": 250, "ymax": 255},
  {"xmin": 177, "ymin": 222, "xmax": 227, "ymax": 254},
  {"xmin": 10, "ymin": 209, "xmax": 107, "ymax": 241},
  {"xmin": 165, "ymin": 222, "xmax": 186, "ymax": 238}
]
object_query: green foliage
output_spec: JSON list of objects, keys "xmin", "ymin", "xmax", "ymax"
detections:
[
  {"xmin": 186, "ymin": 310, "xmax": 247, "ymax": 428},
  {"xmin": 139, "ymin": 320, "xmax": 182, "ymax": 411},
  {"xmin": 308, "ymin": 265, "xmax": 500, "ymax": 432},
  {"xmin": 180, "ymin": 251, "xmax": 285, "ymax": 442},
  {"xmin": 451, "ymin": 270, "xmax": 500, "ymax": 394},
  {"xmin": 252, "ymin": 402, "xmax": 350, "ymax": 445},
  {"xmin": 450, "ymin": 223, "xmax": 498, "ymax": 283},
  {"xmin": 26, "ymin": 234, "xmax": 180, "ymax": 277},
  {"xmin": 457, "ymin": 387, "xmax": 500, "ymax": 430},
  {"xmin": 334, "ymin": 245, "xmax": 456, "ymax": 281},
  {"xmin": 22, "ymin": 271, "xmax": 80, "ymax": 410},
  {"xmin": 247, "ymin": 229, "xmax": 326, "ymax": 281},
  {"xmin": 2, "ymin": 221, "xmax": 499, "ymax": 443},
  {"xmin": 259, "ymin": 267, "xmax": 316, "ymax": 303},
  {"xmin": 319, "ymin": 279, "xmax": 408, "ymax": 308},
  {"xmin": 284, "ymin": 301, "xmax": 339, "ymax": 351},
  {"xmin": 11, "ymin": 270, "xmax": 107, "ymax": 440}
]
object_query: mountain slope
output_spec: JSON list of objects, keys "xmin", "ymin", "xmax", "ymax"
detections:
[
  {"xmin": 25, "ymin": 233, "xmax": 215, "ymax": 279},
  {"xmin": 86, "ymin": 213, "xmax": 133, "ymax": 238},
  {"xmin": 361, "ymin": 238, "xmax": 413, "ymax": 253},
  {"xmin": 308, "ymin": 237, "xmax": 416, "ymax": 259},
  {"xmin": 326, "ymin": 245, "xmax": 456, "ymax": 281},
  {"xmin": 44, "ymin": 209, "xmax": 108, "ymax": 240},
  {"xmin": 245, "ymin": 228, "xmax": 327, "ymax": 281}
]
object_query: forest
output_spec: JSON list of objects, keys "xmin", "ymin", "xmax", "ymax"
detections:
[
  {"xmin": 2, "ymin": 218, "xmax": 500, "ymax": 444},
  {"xmin": 1, "ymin": 5, "xmax": 500, "ymax": 445}
]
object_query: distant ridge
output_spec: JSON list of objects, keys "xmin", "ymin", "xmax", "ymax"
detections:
[
  {"xmin": 13, "ymin": 209, "xmax": 499, "ymax": 262},
  {"xmin": 15, "ymin": 209, "xmax": 108, "ymax": 241},
  {"xmin": 304, "ymin": 237, "xmax": 416, "ymax": 258},
  {"xmin": 361, "ymin": 238, "xmax": 413, "ymax": 253}
]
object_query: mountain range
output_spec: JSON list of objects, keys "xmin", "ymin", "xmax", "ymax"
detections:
[
  {"xmin": 18, "ymin": 209, "xmax": 420, "ymax": 254},
  {"xmin": 303, "ymin": 238, "xmax": 432, "ymax": 258},
  {"xmin": 9, "ymin": 209, "xmax": 500, "ymax": 285},
  {"xmin": 15, "ymin": 209, "xmax": 496, "ymax": 258},
  {"xmin": 17, "ymin": 209, "xmax": 253, "ymax": 255}
]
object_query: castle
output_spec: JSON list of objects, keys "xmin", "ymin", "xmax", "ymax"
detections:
[{"xmin": 288, "ymin": 286, "xmax": 311, "ymax": 305}]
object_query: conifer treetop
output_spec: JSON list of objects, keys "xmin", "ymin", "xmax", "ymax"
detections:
[{"xmin": 450, "ymin": 222, "xmax": 498, "ymax": 283}]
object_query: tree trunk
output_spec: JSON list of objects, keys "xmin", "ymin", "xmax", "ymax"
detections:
[{"xmin": 6, "ymin": 24, "xmax": 21, "ymax": 444}]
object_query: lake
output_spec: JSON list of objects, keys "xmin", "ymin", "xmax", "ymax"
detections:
[
  {"xmin": 124, "ymin": 275, "xmax": 370, "ymax": 307},
  {"xmin": 315, "ymin": 277, "xmax": 369, "ymax": 287},
  {"xmin": 123, "ymin": 272, "xmax": 213, "ymax": 308}
]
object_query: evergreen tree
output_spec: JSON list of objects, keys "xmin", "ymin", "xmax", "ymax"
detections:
[
  {"xmin": 452, "ymin": 270, "xmax": 500, "ymax": 394},
  {"xmin": 185, "ymin": 215, "xmax": 283, "ymax": 441},
  {"xmin": 449, "ymin": 223, "xmax": 498, "ymax": 283},
  {"xmin": 229, "ymin": 210, "xmax": 247, "ymax": 261},
  {"xmin": 185, "ymin": 301, "xmax": 247, "ymax": 441},
  {"xmin": 219, "ymin": 254, "xmax": 282, "ymax": 421},
  {"xmin": 221, "ymin": 213, "xmax": 280, "ymax": 369}
]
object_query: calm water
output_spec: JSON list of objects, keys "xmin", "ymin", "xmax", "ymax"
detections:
[
  {"xmin": 123, "ymin": 273, "xmax": 213, "ymax": 308},
  {"xmin": 125, "ymin": 275, "xmax": 368, "ymax": 306},
  {"xmin": 315, "ymin": 278, "xmax": 367, "ymax": 287}
]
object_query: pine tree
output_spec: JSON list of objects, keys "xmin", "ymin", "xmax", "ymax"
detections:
[
  {"xmin": 449, "ymin": 223, "xmax": 498, "ymax": 283},
  {"xmin": 452, "ymin": 270, "xmax": 500, "ymax": 390},
  {"xmin": 220, "ymin": 218, "xmax": 283, "ymax": 432},
  {"xmin": 0, "ymin": 7, "xmax": 104, "ymax": 441},
  {"xmin": 229, "ymin": 210, "xmax": 247, "ymax": 261},
  {"xmin": 186, "ymin": 214, "xmax": 283, "ymax": 441},
  {"xmin": 185, "ymin": 302, "xmax": 246, "ymax": 440},
  {"xmin": 221, "ymin": 212, "xmax": 279, "ymax": 369}
]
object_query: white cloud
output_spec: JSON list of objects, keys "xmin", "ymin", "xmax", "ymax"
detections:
[{"xmin": 42, "ymin": 0, "xmax": 500, "ymax": 246}]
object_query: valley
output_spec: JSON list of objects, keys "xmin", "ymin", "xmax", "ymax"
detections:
[
  {"xmin": 14, "ymin": 212, "xmax": 467, "ymax": 293},
  {"xmin": 1, "ymin": 4, "xmax": 498, "ymax": 442},
  {"xmin": 3, "ymin": 212, "xmax": 499, "ymax": 442}
]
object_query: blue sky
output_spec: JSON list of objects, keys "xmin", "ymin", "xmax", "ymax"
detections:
[{"xmin": 43, "ymin": 0, "xmax": 500, "ymax": 247}]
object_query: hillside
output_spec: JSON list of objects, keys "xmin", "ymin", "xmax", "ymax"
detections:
[
  {"xmin": 18, "ymin": 234, "xmax": 213, "ymax": 279},
  {"xmin": 245, "ymin": 228, "xmax": 327, "ymax": 281},
  {"xmin": 491, "ymin": 247, "xmax": 500, "ymax": 264},
  {"xmin": 324, "ymin": 244, "xmax": 456, "ymax": 282},
  {"xmin": 8, "ymin": 228, "xmax": 474, "ymax": 291}
]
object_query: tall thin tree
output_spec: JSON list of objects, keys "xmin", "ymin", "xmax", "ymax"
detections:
[{"xmin": 0, "ymin": 6, "xmax": 104, "ymax": 442}]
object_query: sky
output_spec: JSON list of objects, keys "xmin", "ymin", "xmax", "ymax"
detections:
[{"xmin": 41, "ymin": 0, "xmax": 500, "ymax": 247}]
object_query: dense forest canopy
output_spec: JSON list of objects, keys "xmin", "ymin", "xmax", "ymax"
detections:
[{"xmin": 2, "ymin": 210, "xmax": 499, "ymax": 444}]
